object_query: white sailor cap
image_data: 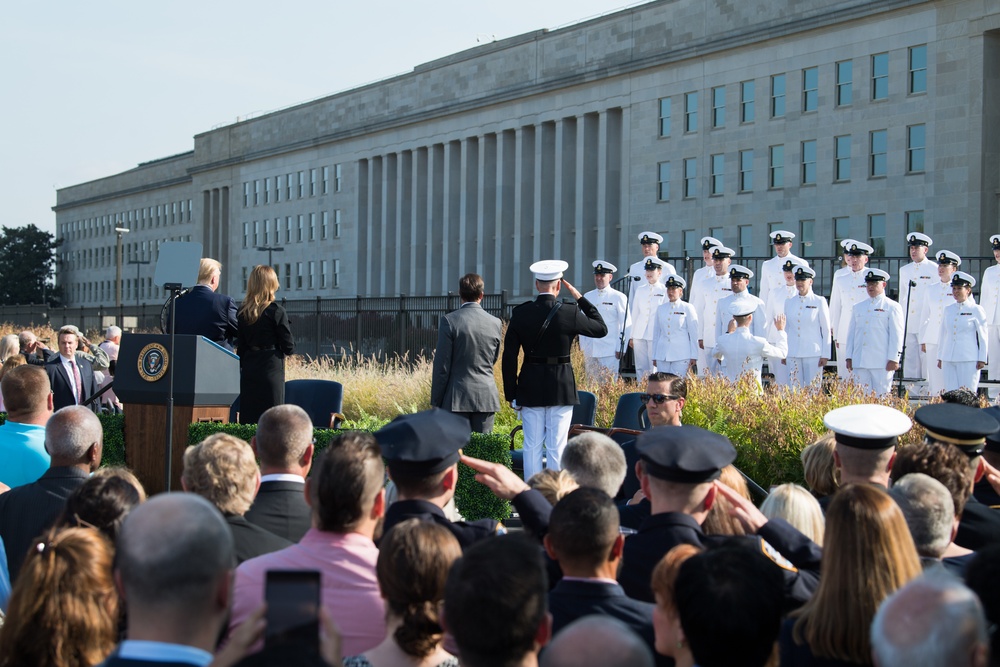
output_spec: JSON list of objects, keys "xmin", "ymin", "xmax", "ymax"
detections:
[
  {"xmin": 638, "ymin": 231, "xmax": 663, "ymax": 245},
  {"xmin": 936, "ymin": 250, "xmax": 962, "ymax": 266},
  {"xmin": 907, "ymin": 232, "xmax": 932, "ymax": 247},
  {"xmin": 643, "ymin": 257, "xmax": 667, "ymax": 271},
  {"xmin": 530, "ymin": 259, "xmax": 569, "ymax": 282},
  {"xmin": 664, "ymin": 275, "xmax": 687, "ymax": 289},
  {"xmin": 770, "ymin": 230, "xmax": 795, "ymax": 244},
  {"xmin": 864, "ymin": 268, "xmax": 890, "ymax": 282},
  {"xmin": 711, "ymin": 246, "xmax": 735, "ymax": 259},
  {"xmin": 794, "ymin": 266, "xmax": 816, "ymax": 280},
  {"xmin": 846, "ymin": 241, "xmax": 875, "ymax": 256},
  {"xmin": 991, "ymin": 235, "xmax": 1000, "ymax": 249},
  {"xmin": 729, "ymin": 301, "xmax": 757, "ymax": 317},
  {"xmin": 781, "ymin": 258, "xmax": 808, "ymax": 272},
  {"xmin": 823, "ymin": 404, "xmax": 912, "ymax": 450},
  {"xmin": 592, "ymin": 260, "xmax": 617, "ymax": 275},
  {"xmin": 840, "ymin": 238, "xmax": 858, "ymax": 251},
  {"xmin": 728, "ymin": 264, "xmax": 754, "ymax": 280},
  {"xmin": 951, "ymin": 271, "xmax": 976, "ymax": 288},
  {"xmin": 701, "ymin": 236, "xmax": 722, "ymax": 250}
]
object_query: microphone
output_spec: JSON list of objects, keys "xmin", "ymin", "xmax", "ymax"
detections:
[{"xmin": 909, "ymin": 280, "xmax": 916, "ymax": 287}]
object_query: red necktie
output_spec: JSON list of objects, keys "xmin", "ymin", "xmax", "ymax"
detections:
[{"xmin": 72, "ymin": 361, "xmax": 83, "ymax": 404}]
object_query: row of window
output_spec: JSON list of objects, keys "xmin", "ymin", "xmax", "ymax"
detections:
[
  {"xmin": 241, "ymin": 260, "xmax": 341, "ymax": 292},
  {"xmin": 61, "ymin": 236, "xmax": 193, "ymax": 272},
  {"xmin": 656, "ymin": 125, "xmax": 924, "ymax": 200},
  {"xmin": 241, "ymin": 211, "xmax": 342, "ymax": 248},
  {"xmin": 658, "ymin": 45, "xmax": 927, "ymax": 136},
  {"xmin": 242, "ymin": 165, "xmax": 343, "ymax": 207},
  {"xmin": 69, "ymin": 278, "xmax": 162, "ymax": 305},
  {"xmin": 61, "ymin": 201, "xmax": 194, "ymax": 241}
]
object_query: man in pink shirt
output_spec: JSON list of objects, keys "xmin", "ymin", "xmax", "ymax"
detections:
[{"xmin": 227, "ymin": 432, "xmax": 387, "ymax": 656}]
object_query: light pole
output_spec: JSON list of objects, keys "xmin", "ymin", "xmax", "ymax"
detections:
[
  {"xmin": 256, "ymin": 245, "xmax": 284, "ymax": 268},
  {"xmin": 115, "ymin": 226, "xmax": 130, "ymax": 313},
  {"xmin": 127, "ymin": 257, "xmax": 151, "ymax": 310}
]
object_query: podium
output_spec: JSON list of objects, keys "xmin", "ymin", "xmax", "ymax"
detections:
[{"xmin": 116, "ymin": 334, "xmax": 240, "ymax": 495}]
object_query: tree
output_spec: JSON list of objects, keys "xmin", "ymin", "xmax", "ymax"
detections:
[{"xmin": 0, "ymin": 224, "xmax": 62, "ymax": 305}]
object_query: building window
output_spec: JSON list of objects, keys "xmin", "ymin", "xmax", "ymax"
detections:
[
  {"xmin": 334, "ymin": 210, "xmax": 342, "ymax": 238},
  {"xmin": 683, "ymin": 158, "xmax": 697, "ymax": 198},
  {"xmin": 869, "ymin": 214, "xmax": 886, "ymax": 256},
  {"xmin": 872, "ymin": 53, "xmax": 889, "ymax": 101},
  {"xmin": 243, "ymin": 182, "xmax": 250, "ymax": 207},
  {"xmin": 322, "ymin": 166, "xmax": 329, "ymax": 195},
  {"xmin": 835, "ymin": 135, "xmax": 851, "ymax": 181},
  {"xmin": 309, "ymin": 213, "xmax": 316, "ymax": 241},
  {"xmin": 870, "ymin": 130, "xmax": 887, "ymax": 177},
  {"xmin": 907, "ymin": 124, "xmax": 926, "ymax": 172},
  {"xmin": 800, "ymin": 220, "xmax": 819, "ymax": 258},
  {"xmin": 802, "ymin": 67, "xmax": 819, "ymax": 112},
  {"xmin": 909, "ymin": 45, "xmax": 927, "ymax": 94},
  {"xmin": 709, "ymin": 226, "xmax": 724, "ymax": 242},
  {"xmin": 684, "ymin": 92, "xmax": 698, "ymax": 132},
  {"xmin": 310, "ymin": 168, "xmax": 317, "ymax": 197},
  {"xmin": 771, "ymin": 74, "xmax": 785, "ymax": 117},
  {"xmin": 296, "ymin": 262, "xmax": 303, "ymax": 290},
  {"xmin": 309, "ymin": 261, "xmax": 316, "ymax": 289},
  {"xmin": 253, "ymin": 180, "xmax": 260, "ymax": 206},
  {"xmin": 286, "ymin": 173, "xmax": 294, "ymax": 200},
  {"xmin": 740, "ymin": 80, "xmax": 755, "ymax": 123},
  {"xmin": 263, "ymin": 219, "xmax": 270, "ymax": 244},
  {"xmin": 264, "ymin": 177, "xmax": 271, "ymax": 204},
  {"xmin": 710, "ymin": 154, "xmax": 724, "ymax": 195},
  {"xmin": 284, "ymin": 264, "xmax": 292, "ymax": 290},
  {"xmin": 334, "ymin": 259, "xmax": 341, "ymax": 288},
  {"xmin": 322, "ymin": 211, "xmax": 329, "ymax": 239},
  {"xmin": 836, "ymin": 60, "xmax": 853, "ymax": 106},
  {"xmin": 683, "ymin": 230, "xmax": 698, "ymax": 256},
  {"xmin": 711, "ymin": 86, "xmax": 725, "ymax": 128},
  {"xmin": 297, "ymin": 214, "xmax": 304, "ymax": 242},
  {"xmin": 297, "ymin": 171, "xmax": 304, "ymax": 198},
  {"xmin": 906, "ymin": 210, "xmax": 925, "ymax": 234},
  {"xmin": 738, "ymin": 225, "xmax": 753, "ymax": 257},
  {"xmin": 321, "ymin": 260, "xmax": 328, "ymax": 288},
  {"xmin": 658, "ymin": 98, "xmax": 671, "ymax": 137},
  {"xmin": 334, "ymin": 164, "xmax": 343, "ymax": 192},
  {"xmin": 253, "ymin": 220, "xmax": 260, "ymax": 246},
  {"xmin": 657, "ymin": 162, "xmax": 670, "ymax": 201},
  {"xmin": 801, "ymin": 140, "xmax": 817, "ymax": 185},
  {"xmin": 276, "ymin": 175, "xmax": 283, "ymax": 202},
  {"xmin": 739, "ymin": 150, "xmax": 753, "ymax": 192},
  {"xmin": 769, "ymin": 145, "xmax": 784, "ymax": 189},
  {"xmin": 286, "ymin": 216, "xmax": 293, "ymax": 244},
  {"xmin": 834, "ymin": 217, "xmax": 850, "ymax": 254}
]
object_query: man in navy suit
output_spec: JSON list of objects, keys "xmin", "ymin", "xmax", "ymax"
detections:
[
  {"xmin": 169, "ymin": 258, "xmax": 238, "ymax": 350},
  {"xmin": 45, "ymin": 327, "xmax": 100, "ymax": 412}
]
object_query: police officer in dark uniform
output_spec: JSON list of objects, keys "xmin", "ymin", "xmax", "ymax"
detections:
[
  {"xmin": 502, "ymin": 260, "xmax": 607, "ymax": 481},
  {"xmin": 977, "ymin": 406, "xmax": 1000, "ymax": 507},
  {"xmin": 618, "ymin": 425, "xmax": 821, "ymax": 605},
  {"xmin": 376, "ymin": 408, "xmax": 553, "ymax": 548},
  {"xmin": 912, "ymin": 403, "xmax": 1000, "ymax": 550}
]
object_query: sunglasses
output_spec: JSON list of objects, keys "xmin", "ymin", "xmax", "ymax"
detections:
[{"xmin": 640, "ymin": 393, "xmax": 680, "ymax": 405}]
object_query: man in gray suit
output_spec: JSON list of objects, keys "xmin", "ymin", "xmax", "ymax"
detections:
[{"xmin": 431, "ymin": 273, "xmax": 503, "ymax": 433}]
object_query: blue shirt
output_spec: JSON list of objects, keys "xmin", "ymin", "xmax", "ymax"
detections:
[{"xmin": 0, "ymin": 421, "xmax": 49, "ymax": 488}]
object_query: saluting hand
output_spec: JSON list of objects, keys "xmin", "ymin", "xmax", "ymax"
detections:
[
  {"xmin": 561, "ymin": 279, "xmax": 582, "ymax": 300},
  {"xmin": 773, "ymin": 314, "xmax": 786, "ymax": 331}
]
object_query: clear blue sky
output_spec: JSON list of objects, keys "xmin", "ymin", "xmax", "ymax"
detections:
[{"xmin": 1, "ymin": 1, "xmax": 644, "ymax": 235}]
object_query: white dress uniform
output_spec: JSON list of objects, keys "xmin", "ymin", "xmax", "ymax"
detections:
[
  {"xmin": 630, "ymin": 279, "xmax": 667, "ymax": 381},
  {"xmin": 899, "ymin": 256, "xmax": 938, "ymax": 382},
  {"xmin": 765, "ymin": 283, "xmax": 798, "ymax": 386},
  {"xmin": 937, "ymin": 299, "xmax": 988, "ymax": 392},
  {"xmin": 830, "ymin": 269, "xmax": 868, "ymax": 379},
  {"xmin": 689, "ymin": 262, "xmax": 717, "ymax": 372},
  {"xmin": 651, "ymin": 296, "xmax": 700, "ymax": 376},
  {"xmin": 716, "ymin": 292, "xmax": 766, "ymax": 342},
  {"xmin": 784, "ymin": 288, "xmax": 832, "ymax": 388},
  {"xmin": 918, "ymin": 280, "xmax": 958, "ymax": 396},
  {"xmin": 581, "ymin": 285, "xmax": 631, "ymax": 378},
  {"xmin": 759, "ymin": 252, "xmax": 803, "ymax": 311},
  {"xmin": 980, "ymin": 255, "xmax": 1000, "ymax": 397},
  {"xmin": 846, "ymin": 290, "xmax": 904, "ymax": 395},
  {"xmin": 711, "ymin": 325, "xmax": 788, "ymax": 390},
  {"xmin": 692, "ymin": 274, "xmax": 733, "ymax": 375}
]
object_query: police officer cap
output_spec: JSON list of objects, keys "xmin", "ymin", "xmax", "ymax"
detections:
[
  {"xmin": 664, "ymin": 275, "xmax": 687, "ymax": 289},
  {"xmin": 914, "ymin": 403, "xmax": 999, "ymax": 458},
  {"xmin": 635, "ymin": 425, "xmax": 737, "ymax": 483},
  {"xmin": 770, "ymin": 230, "xmax": 795, "ymax": 244},
  {"xmin": 951, "ymin": 271, "xmax": 976, "ymax": 288},
  {"xmin": 729, "ymin": 300, "xmax": 757, "ymax": 318},
  {"xmin": 639, "ymin": 231, "xmax": 663, "ymax": 245},
  {"xmin": 375, "ymin": 408, "xmax": 471, "ymax": 475},
  {"xmin": 823, "ymin": 404, "xmax": 912, "ymax": 450},
  {"xmin": 530, "ymin": 259, "xmax": 568, "ymax": 281},
  {"xmin": 711, "ymin": 246, "xmax": 735, "ymax": 259},
  {"xmin": 980, "ymin": 405, "xmax": 1000, "ymax": 454},
  {"xmin": 701, "ymin": 236, "xmax": 721, "ymax": 250},
  {"xmin": 907, "ymin": 232, "xmax": 933, "ymax": 247},
  {"xmin": 864, "ymin": 268, "xmax": 890, "ymax": 283},
  {"xmin": 991, "ymin": 234, "xmax": 1000, "ymax": 250},
  {"xmin": 592, "ymin": 260, "xmax": 617, "ymax": 275},
  {"xmin": 846, "ymin": 241, "xmax": 875, "ymax": 256},
  {"xmin": 782, "ymin": 258, "xmax": 806, "ymax": 272},
  {"xmin": 728, "ymin": 264, "xmax": 754, "ymax": 280},
  {"xmin": 936, "ymin": 250, "xmax": 961, "ymax": 266},
  {"xmin": 644, "ymin": 257, "xmax": 667, "ymax": 272},
  {"xmin": 794, "ymin": 266, "xmax": 816, "ymax": 280}
]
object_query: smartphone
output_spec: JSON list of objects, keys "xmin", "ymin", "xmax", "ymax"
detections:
[{"xmin": 264, "ymin": 570, "xmax": 321, "ymax": 652}]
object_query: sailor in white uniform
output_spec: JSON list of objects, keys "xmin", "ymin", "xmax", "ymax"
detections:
[
  {"xmin": 830, "ymin": 241, "xmax": 873, "ymax": 381},
  {"xmin": 979, "ymin": 235, "xmax": 1000, "ymax": 398},
  {"xmin": 651, "ymin": 275, "xmax": 699, "ymax": 376},
  {"xmin": 898, "ymin": 232, "xmax": 938, "ymax": 387},
  {"xmin": 758, "ymin": 230, "xmax": 802, "ymax": 309},
  {"xmin": 937, "ymin": 271, "xmax": 988, "ymax": 393},
  {"xmin": 715, "ymin": 265, "xmax": 766, "ymax": 343},
  {"xmin": 765, "ymin": 258, "xmax": 806, "ymax": 386},
  {"xmin": 692, "ymin": 245, "xmax": 735, "ymax": 376},
  {"xmin": 629, "ymin": 256, "xmax": 668, "ymax": 381},
  {"xmin": 689, "ymin": 236, "xmax": 722, "ymax": 373},
  {"xmin": 628, "ymin": 231, "xmax": 675, "ymax": 304},
  {"xmin": 918, "ymin": 250, "xmax": 962, "ymax": 396},
  {"xmin": 711, "ymin": 300, "xmax": 787, "ymax": 389},
  {"xmin": 784, "ymin": 265, "xmax": 831, "ymax": 388},
  {"xmin": 581, "ymin": 260, "xmax": 631, "ymax": 379},
  {"xmin": 845, "ymin": 269, "xmax": 904, "ymax": 396}
]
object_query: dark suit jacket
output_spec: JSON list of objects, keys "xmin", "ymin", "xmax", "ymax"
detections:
[
  {"xmin": 955, "ymin": 496, "xmax": 1000, "ymax": 551},
  {"xmin": 0, "ymin": 466, "xmax": 89, "ymax": 580},
  {"xmin": 502, "ymin": 294, "xmax": 607, "ymax": 407},
  {"xmin": 225, "ymin": 513, "xmax": 292, "ymax": 564},
  {"xmin": 24, "ymin": 348, "xmax": 57, "ymax": 366},
  {"xmin": 245, "ymin": 480, "xmax": 312, "ymax": 542},
  {"xmin": 45, "ymin": 355, "xmax": 99, "ymax": 412},
  {"xmin": 170, "ymin": 284, "xmax": 239, "ymax": 350},
  {"xmin": 430, "ymin": 302, "xmax": 502, "ymax": 413}
]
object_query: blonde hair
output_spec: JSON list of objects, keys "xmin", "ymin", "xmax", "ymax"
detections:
[
  {"xmin": 238, "ymin": 265, "xmax": 279, "ymax": 325},
  {"xmin": 801, "ymin": 432, "xmax": 838, "ymax": 498},
  {"xmin": 0, "ymin": 354, "xmax": 26, "ymax": 382},
  {"xmin": 527, "ymin": 469, "xmax": 579, "ymax": 506},
  {"xmin": 197, "ymin": 258, "xmax": 222, "ymax": 285},
  {"xmin": 760, "ymin": 483, "xmax": 825, "ymax": 546},
  {"xmin": 181, "ymin": 433, "xmax": 259, "ymax": 515},
  {"xmin": 0, "ymin": 333, "xmax": 20, "ymax": 363},
  {"xmin": 702, "ymin": 465, "xmax": 751, "ymax": 536}
]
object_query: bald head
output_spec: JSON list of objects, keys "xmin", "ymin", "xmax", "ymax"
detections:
[
  {"xmin": 255, "ymin": 404, "xmax": 314, "ymax": 470},
  {"xmin": 541, "ymin": 616, "xmax": 654, "ymax": 667},
  {"xmin": 44, "ymin": 405, "xmax": 103, "ymax": 466}
]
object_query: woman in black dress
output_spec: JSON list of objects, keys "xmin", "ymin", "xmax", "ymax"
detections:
[{"xmin": 236, "ymin": 265, "xmax": 294, "ymax": 424}]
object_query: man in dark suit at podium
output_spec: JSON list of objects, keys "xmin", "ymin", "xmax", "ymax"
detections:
[
  {"xmin": 169, "ymin": 258, "xmax": 238, "ymax": 351},
  {"xmin": 45, "ymin": 327, "xmax": 100, "ymax": 412}
]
